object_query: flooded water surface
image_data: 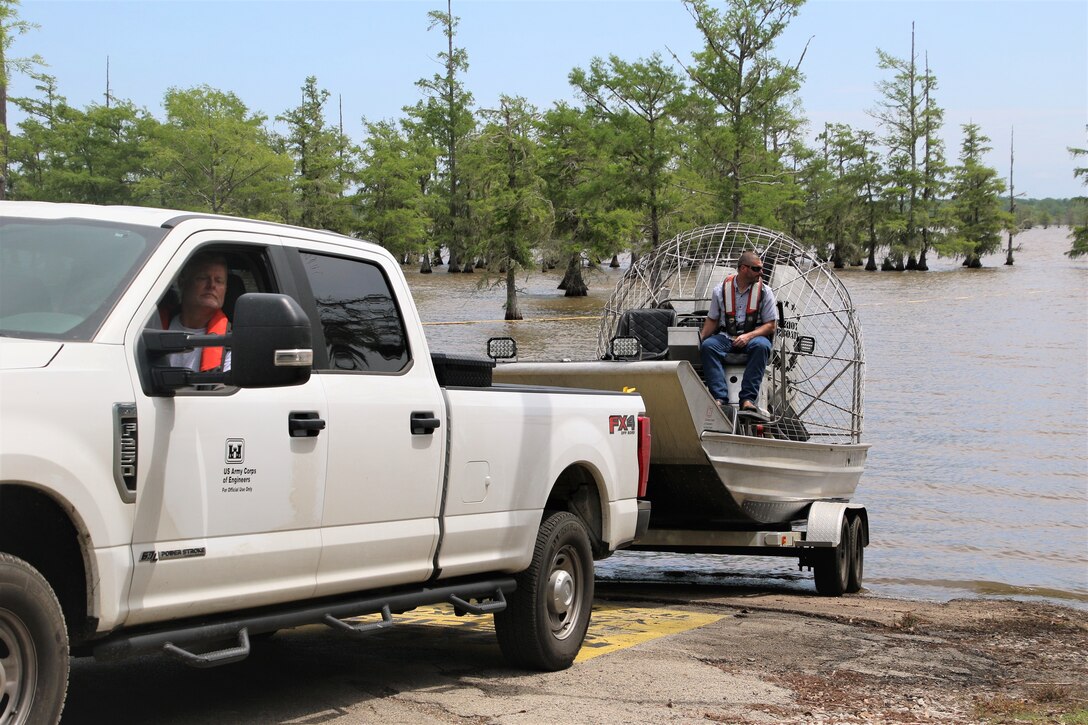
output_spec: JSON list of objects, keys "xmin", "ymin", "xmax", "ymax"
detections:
[{"xmin": 407, "ymin": 227, "xmax": 1088, "ymax": 608}]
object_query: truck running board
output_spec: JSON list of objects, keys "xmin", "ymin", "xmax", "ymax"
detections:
[
  {"xmin": 449, "ymin": 588, "xmax": 506, "ymax": 615},
  {"xmin": 322, "ymin": 586, "xmax": 507, "ymax": 637},
  {"xmin": 163, "ymin": 628, "xmax": 251, "ymax": 668},
  {"xmin": 94, "ymin": 577, "xmax": 517, "ymax": 666},
  {"xmin": 324, "ymin": 605, "xmax": 394, "ymax": 637}
]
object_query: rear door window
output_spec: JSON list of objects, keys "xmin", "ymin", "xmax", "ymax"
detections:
[{"xmin": 298, "ymin": 252, "xmax": 409, "ymax": 373}]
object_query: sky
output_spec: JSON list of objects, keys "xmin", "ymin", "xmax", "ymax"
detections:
[{"xmin": 7, "ymin": 0, "xmax": 1088, "ymax": 199}]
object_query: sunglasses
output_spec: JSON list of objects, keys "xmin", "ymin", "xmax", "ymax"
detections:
[{"xmin": 743, "ymin": 264, "xmax": 763, "ymax": 272}]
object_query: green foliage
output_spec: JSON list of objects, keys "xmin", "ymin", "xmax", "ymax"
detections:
[
  {"xmin": 1, "ymin": 0, "xmax": 46, "ymax": 199},
  {"xmin": 570, "ymin": 52, "xmax": 685, "ymax": 248},
  {"xmin": 1067, "ymin": 140, "xmax": 1088, "ymax": 258},
  {"xmin": 870, "ymin": 26, "xmax": 947, "ymax": 267},
  {"xmin": 0, "ymin": 0, "xmax": 40, "ymax": 86},
  {"xmin": 539, "ymin": 103, "xmax": 638, "ymax": 253},
  {"xmin": 468, "ymin": 96, "xmax": 553, "ymax": 263},
  {"xmin": 795, "ymin": 125, "xmax": 859, "ymax": 264},
  {"xmin": 1018, "ymin": 197, "xmax": 1077, "ymax": 228},
  {"xmin": 680, "ymin": 0, "xmax": 806, "ymax": 225},
  {"xmin": 946, "ymin": 123, "xmax": 1013, "ymax": 265},
  {"xmin": 138, "ymin": 85, "xmax": 291, "ymax": 215},
  {"xmin": 278, "ymin": 76, "xmax": 355, "ymax": 232},
  {"xmin": 9, "ymin": 94, "xmax": 152, "ymax": 204},
  {"xmin": 355, "ymin": 118, "xmax": 432, "ymax": 257},
  {"xmin": 1068, "ymin": 220, "xmax": 1088, "ymax": 259},
  {"xmin": 466, "ymin": 95, "xmax": 554, "ymax": 318},
  {"xmin": 405, "ymin": 6, "xmax": 475, "ymax": 270}
]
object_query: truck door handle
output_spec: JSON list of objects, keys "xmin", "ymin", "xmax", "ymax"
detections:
[
  {"xmin": 289, "ymin": 411, "xmax": 326, "ymax": 438},
  {"xmin": 411, "ymin": 411, "xmax": 441, "ymax": 435}
]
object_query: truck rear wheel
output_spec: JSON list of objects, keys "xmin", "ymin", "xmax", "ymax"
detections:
[
  {"xmin": 494, "ymin": 511, "xmax": 593, "ymax": 671},
  {"xmin": 813, "ymin": 517, "xmax": 851, "ymax": 597},
  {"xmin": 0, "ymin": 553, "xmax": 69, "ymax": 725}
]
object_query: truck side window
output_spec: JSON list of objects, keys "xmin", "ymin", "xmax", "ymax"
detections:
[{"xmin": 299, "ymin": 252, "xmax": 409, "ymax": 373}]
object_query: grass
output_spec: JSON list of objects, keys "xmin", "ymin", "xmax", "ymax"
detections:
[
  {"xmin": 892, "ymin": 610, "xmax": 921, "ymax": 631},
  {"xmin": 974, "ymin": 685, "xmax": 1088, "ymax": 724}
]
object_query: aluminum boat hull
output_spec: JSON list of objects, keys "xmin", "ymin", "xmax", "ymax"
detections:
[{"xmin": 493, "ymin": 360, "xmax": 869, "ymax": 526}]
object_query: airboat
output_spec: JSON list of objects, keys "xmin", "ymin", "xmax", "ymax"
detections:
[{"xmin": 492, "ymin": 223, "xmax": 871, "ymax": 595}]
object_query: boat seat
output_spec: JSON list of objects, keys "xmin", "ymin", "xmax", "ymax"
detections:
[
  {"xmin": 666, "ymin": 328, "xmax": 751, "ymax": 369},
  {"xmin": 616, "ymin": 308, "xmax": 676, "ymax": 360}
]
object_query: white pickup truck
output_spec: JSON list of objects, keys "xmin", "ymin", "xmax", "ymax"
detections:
[{"xmin": 0, "ymin": 202, "xmax": 651, "ymax": 723}]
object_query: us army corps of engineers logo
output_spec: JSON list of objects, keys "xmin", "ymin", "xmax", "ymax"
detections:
[
  {"xmin": 222, "ymin": 439, "xmax": 256, "ymax": 493},
  {"xmin": 225, "ymin": 438, "xmax": 244, "ymax": 464}
]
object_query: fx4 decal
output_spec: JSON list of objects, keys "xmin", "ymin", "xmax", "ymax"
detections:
[{"xmin": 608, "ymin": 414, "xmax": 636, "ymax": 435}]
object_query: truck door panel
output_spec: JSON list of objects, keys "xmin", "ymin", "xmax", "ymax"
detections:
[
  {"xmin": 125, "ymin": 236, "xmax": 328, "ymax": 625},
  {"xmin": 437, "ymin": 389, "xmax": 548, "ymax": 576},
  {"xmin": 291, "ymin": 248, "xmax": 445, "ymax": 596}
]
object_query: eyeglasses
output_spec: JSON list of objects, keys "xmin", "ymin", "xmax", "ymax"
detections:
[{"xmin": 743, "ymin": 264, "xmax": 763, "ymax": 273}]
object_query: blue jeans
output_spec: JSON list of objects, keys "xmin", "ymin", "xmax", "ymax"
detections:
[{"xmin": 700, "ymin": 333, "xmax": 772, "ymax": 404}]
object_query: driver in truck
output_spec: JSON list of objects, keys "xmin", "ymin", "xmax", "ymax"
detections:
[
  {"xmin": 698, "ymin": 250, "xmax": 777, "ymax": 414},
  {"xmin": 158, "ymin": 252, "xmax": 232, "ymax": 372}
]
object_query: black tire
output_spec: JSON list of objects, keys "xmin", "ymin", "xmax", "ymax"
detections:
[
  {"xmin": 494, "ymin": 511, "xmax": 594, "ymax": 671},
  {"xmin": 813, "ymin": 517, "xmax": 850, "ymax": 597},
  {"xmin": 846, "ymin": 516, "xmax": 865, "ymax": 594},
  {"xmin": 0, "ymin": 553, "xmax": 69, "ymax": 725}
]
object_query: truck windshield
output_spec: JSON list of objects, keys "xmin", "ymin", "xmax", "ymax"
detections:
[{"xmin": 0, "ymin": 216, "xmax": 165, "ymax": 341}]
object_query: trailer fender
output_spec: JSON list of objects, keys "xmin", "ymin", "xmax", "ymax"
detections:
[{"xmin": 806, "ymin": 502, "xmax": 867, "ymax": 547}]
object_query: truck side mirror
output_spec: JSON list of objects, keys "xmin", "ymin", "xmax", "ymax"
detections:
[
  {"xmin": 228, "ymin": 293, "xmax": 313, "ymax": 388},
  {"xmin": 140, "ymin": 292, "xmax": 312, "ymax": 394}
]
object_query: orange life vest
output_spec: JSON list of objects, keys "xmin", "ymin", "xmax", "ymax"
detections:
[{"xmin": 159, "ymin": 308, "xmax": 229, "ymax": 372}]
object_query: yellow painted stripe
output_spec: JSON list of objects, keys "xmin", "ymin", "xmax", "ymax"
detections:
[
  {"xmin": 349, "ymin": 603, "xmax": 721, "ymax": 663},
  {"xmin": 575, "ymin": 604, "xmax": 722, "ymax": 662}
]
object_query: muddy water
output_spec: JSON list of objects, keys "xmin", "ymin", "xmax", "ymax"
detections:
[{"xmin": 406, "ymin": 227, "xmax": 1088, "ymax": 608}]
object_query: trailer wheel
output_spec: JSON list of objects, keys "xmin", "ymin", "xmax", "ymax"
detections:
[
  {"xmin": 814, "ymin": 517, "xmax": 850, "ymax": 596},
  {"xmin": 494, "ymin": 511, "xmax": 594, "ymax": 671},
  {"xmin": 846, "ymin": 516, "xmax": 864, "ymax": 593},
  {"xmin": 0, "ymin": 553, "xmax": 69, "ymax": 725}
]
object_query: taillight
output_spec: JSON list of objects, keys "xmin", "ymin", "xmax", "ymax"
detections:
[{"xmin": 636, "ymin": 414, "xmax": 651, "ymax": 497}]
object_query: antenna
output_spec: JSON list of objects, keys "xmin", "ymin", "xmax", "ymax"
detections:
[{"xmin": 338, "ymin": 93, "xmax": 345, "ymax": 195}]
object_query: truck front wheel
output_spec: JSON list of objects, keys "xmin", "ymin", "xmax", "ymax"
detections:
[
  {"xmin": 0, "ymin": 553, "xmax": 69, "ymax": 725},
  {"xmin": 494, "ymin": 511, "xmax": 594, "ymax": 671}
]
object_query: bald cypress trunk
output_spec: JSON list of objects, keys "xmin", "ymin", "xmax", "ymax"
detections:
[
  {"xmin": 560, "ymin": 254, "xmax": 588, "ymax": 297},
  {"xmin": 504, "ymin": 265, "xmax": 522, "ymax": 320}
]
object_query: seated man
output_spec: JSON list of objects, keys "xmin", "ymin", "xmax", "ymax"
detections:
[
  {"xmin": 698, "ymin": 251, "xmax": 777, "ymax": 413},
  {"xmin": 158, "ymin": 252, "xmax": 232, "ymax": 372}
]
